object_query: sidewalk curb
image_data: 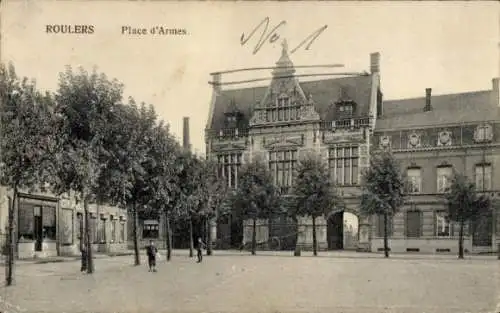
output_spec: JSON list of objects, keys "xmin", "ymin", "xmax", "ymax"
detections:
[{"xmin": 0, "ymin": 252, "xmax": 136, "ymax": 266}]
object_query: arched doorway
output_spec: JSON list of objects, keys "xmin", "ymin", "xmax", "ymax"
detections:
[{"xmin": 327, "ymin": 211, "xmax": 359, "ymax": 250}]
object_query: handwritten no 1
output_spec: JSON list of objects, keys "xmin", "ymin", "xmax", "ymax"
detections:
[{"xmin": 240, "ymin": 17, "xmax": 328, "ymax": 55}]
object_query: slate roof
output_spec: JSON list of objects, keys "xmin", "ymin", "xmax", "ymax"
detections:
[
  {"xmin": 209, "ymin": 75, "xmax": 374, "ymax": 131},
  {"xmin": 376, "ymin": 90, "xmax": 500, "ymax": 130}
]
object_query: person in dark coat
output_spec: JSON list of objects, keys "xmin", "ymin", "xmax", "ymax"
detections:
[
  {"xmin": 196, "ymin": 237, "xmax": 205, "ymax": 263},
  {"xmin": 146, "ymin": 240, "xmax": 158, "ymax": 272}
]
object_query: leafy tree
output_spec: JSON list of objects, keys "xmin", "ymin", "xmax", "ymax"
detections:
[
  {"xmin": 231, "ymin": 158, "xmax": 279, "ymax": 255},
  {"xmin": 444, "ymin": 172, "xmax": 491, "ymax": 259},
  {"xmin": 0, "ymin": 63, "xmax": 56, "ymax": 285},
  {"xmin": 291, "ymin": 154, "xmax": 339, "ymax": 256},
  {"xmin": 166, "ymin": 151, "xmax": 200, "ymax": 257},
  {"xmin": 50, "ymin": 67, "xmax": 124, "ymax": 273},
  {"xmin": 101, "ymin": 100, "xmax": 159, "ymax": 266},
  {"xmin": 146, "ymin": 121, "xmax": 181, "ymax": 261},
  {"xmin": 198, "ymin": 159, "xmax": 229, "ymax": 255},
  {"xmin": 360, "ymin": 150, "xmax": 406, "ymax": 258}
]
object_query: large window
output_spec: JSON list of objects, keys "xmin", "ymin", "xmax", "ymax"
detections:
[
  {"xmin": 99, "ymin": 216, "xmax": 107, "ymax": 243},
  {"xmin": 265, "ymin": 95, "xmax": 300, "ymax": 122},
  {"xmin": 405, "ymin": 210, "xmax": 422, "ymax": 238},
  {"xmin": 90, "ymin": 215, "xmax": 98, "ymax": 243},
  {"xmin": 435, "ymin": 210, "xmax": 453, "ymax": 237},
  {"xmin": 111, "ymin": 216, "xmax": 117, "ymax": 243},
  {"xmin": 120, "ymin": 220, "xmax": 126, "ymax": 243},
  {"xmin": 376, "ymin": 214, "xmax": 393, "ymax": 237},
  {"xmin": 437, "ymin": 166, "xmax": 452, "ymax": 193},
  {"xmin": 475, "ymin": 164, "xmax": 492, "ymax": 191},
  {"xmin": 18, "ymin": 203, "xmax": 34, "ymax": 240},
  {"xmin": 269, "ymin": 150, "xmax": 298, "ymax": 188},
  {"xmin": 217, "ymin": 153, "xmax": 242, "ymax": 188},
  {"xmin": 142, "ymin": 220, "xmax": 159, "ymax": 239},
  {"xmin": 18, "ymin": 204, "xmax": 56, "ymax": 241},
  {"xmin": 42, "ymin": 206, "xmax": 56, "ymax": 240},
  {"xmin": 76, "ymin": 212, "xmax": 83, "ymax": 240},
  {"xmin": 407, "ymin": 168, "xmax": 422, "ymax": 194},
  {"xmin": 328, "ymin": 146, "xmax": 359, "ymax": 186}
]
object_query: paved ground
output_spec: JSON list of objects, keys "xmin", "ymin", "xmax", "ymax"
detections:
[{"xmin": 0, "ymin": 250, "xmax": 497, "ymax": 313}]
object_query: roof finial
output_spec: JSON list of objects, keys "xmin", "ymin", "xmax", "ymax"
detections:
[{"xmin": 281, "ymin": 39, "xmax": 288, "ymax": 56}]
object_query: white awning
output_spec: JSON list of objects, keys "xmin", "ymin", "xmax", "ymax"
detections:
[{"xmin": 143, "ymin": 220, "xmax": 159, "ymax": 225}]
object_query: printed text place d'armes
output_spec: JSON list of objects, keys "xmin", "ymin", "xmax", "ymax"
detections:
[
  {"xmin": 46, "ymin": 25, "xmax": 95, "ymax": 34},
  {"xmin": 121, "ymin": 26, "xmax": 187, "ymax": 36}
]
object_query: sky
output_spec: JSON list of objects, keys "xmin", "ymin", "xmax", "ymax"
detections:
[{"xmin": 1, "ymin": 1, "xmax": 498, "ymax": 155}]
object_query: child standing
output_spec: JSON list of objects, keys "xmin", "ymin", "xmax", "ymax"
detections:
[
  {"xmin": 196, "ymin": 237, "xmax": 206, "ymax": 263},
  {"xmin": 146, "ymin": 240, "xmax": 158, "ymax": 272}
]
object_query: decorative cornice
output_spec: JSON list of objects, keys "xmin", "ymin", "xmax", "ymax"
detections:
[
  {"xmin": 323, "ymin": 130, "xmax": 364, "ymax": 144},
  {"xmin": 390, "ymin": 143, "xmax": 500, "ymax": 153},
  {"xmin": 263, "ymin": 134, "xmax": 304, "ymax": 149},
  {"xmin": 212, "ymin": 139, "xmax": 247, "ymax": 152}
]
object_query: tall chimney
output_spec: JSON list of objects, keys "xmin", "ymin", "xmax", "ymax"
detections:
[
  {"xmin": 183, "ymin": 117, "xmax": 191, "ymax": 152},
  {"xmin": 370, "ymin": 52, "xmax": 380, "ymax": 74},
  {"xmin": 492, "ymin": 78, "xmax": 500, "ymax": 107},
  {"xmin": 424, "ymin": 88, "xmax": 432, "ymax": 112}
]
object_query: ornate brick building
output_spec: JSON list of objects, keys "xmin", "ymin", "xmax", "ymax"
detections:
[
  {"xmin": 206, "ymin": 42, "xmax": 380, "ymax": 251},
  {"xmin": 205, "ymin": 42, "xmax": 500, "ymax": 253}
]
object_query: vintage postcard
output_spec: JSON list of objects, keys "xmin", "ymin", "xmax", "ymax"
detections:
[{"xmin": 0, "ymin": 1, "xmax": 499, "ymax": 313}]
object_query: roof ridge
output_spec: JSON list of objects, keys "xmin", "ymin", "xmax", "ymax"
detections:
[
  {"xmin": 220, "ymin": 75, "xmax": 371, "ymax": 93},
  {"xmin": 385, "ymin": 89, "xmax": 491, "ymax": 102}
]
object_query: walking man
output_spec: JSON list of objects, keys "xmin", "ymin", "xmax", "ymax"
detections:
[
  {"xmin": 196, "ymin": 237, "xmax": 205, "ymax": 263},
  {"xmin": 146, "ymin": 240, "xmax": 158, "ymax": 272}
]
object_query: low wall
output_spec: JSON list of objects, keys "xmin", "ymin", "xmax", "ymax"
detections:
[{"xmin": 370, "ymin": 237, "xmax": 473, "ymax": 254}]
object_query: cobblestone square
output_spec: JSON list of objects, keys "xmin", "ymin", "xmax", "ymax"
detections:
[{"xmin": 0, "ymin": 251, "xmax": 498, "ymax": 313}]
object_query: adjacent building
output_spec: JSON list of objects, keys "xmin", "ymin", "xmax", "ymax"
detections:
[
  {"xmin": 0, "ymin": 186, "xmax": 128, "ymax": 259},
  {"xmin": 204, "ymin": 41, "xmax": 500, "ymax": 253},
  {"xmin": 373, "ymin": 80, "xmax": 500, "ymax": 253}
]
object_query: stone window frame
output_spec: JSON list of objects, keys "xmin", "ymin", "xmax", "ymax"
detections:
[
  {"xmin": 407, "ymin": 167, "xmax": 422, "ymax": 194},
  {"xmin": 436, "ymin": 166, "xmax": 453, "ymax": 194},
  {"xmin": 328, "ymin": 145, "xmax": 359, "ymax": 186}
]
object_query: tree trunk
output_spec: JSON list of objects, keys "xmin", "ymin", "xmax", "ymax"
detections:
[
  {"xmin": 132, "ymin": 201, "xmax": 140, "ymax": 266},
  {"xmin": 6, "ymin": 186, "xmax": 17, "ymax": 286},
  {"xmin": 294, "ymin": 216, "xmax": 301, "ymax": 256},
  {"xmin": 383, "ymin": 212, "xmax": 390, "ymax": 258},
  {"xmin": 189, "ymin": 216, "xmax": 194, "ymax": 257},
  {"xmin": 83, "ymin": 195, "xmax": 94, "ymax": 273},
  {"xmin": 165, "ymin": 211, "xmax": 172, "ymax": 261},
  {"xmin": 312, "ymin": 215, "xmax": 318, "ymax": 256},
  {"xmin": 251, "ymin": 217, "xmax": 257, "ymax": 255},
  {"xmin": 458, "ymin": 219, "xmax": 465, "ymax": 259},
  {"xmin": 207, "ymin": 217, "xmax": 213, "ymax": 256}
]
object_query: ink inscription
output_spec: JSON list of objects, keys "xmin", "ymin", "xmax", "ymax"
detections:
[{"xmin": 240, "ymin": 17, "xmax": 328, "ymax": 55}]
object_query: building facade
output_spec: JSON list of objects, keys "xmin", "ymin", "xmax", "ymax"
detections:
[
  {"xmin": 206, "ymin": 43, "xmax": 380, "ymax": 251},
  {"xmin": 372, "ymin": 80, "xmax": 500, "ymax": 253},
  {"xmin": 205, "ymin": 42, "xmax": 500, "ymax": 253},
  {"xmin": 0, "ymin": 186, "xmax": 128, "ymax": 259}
]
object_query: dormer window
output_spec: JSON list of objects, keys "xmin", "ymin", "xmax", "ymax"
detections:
[
  {"xmin": 277, "ymin": 94, "xmax": 290, "ymax": 107},
  {"xmin": 336, "ymin": 102, "xmax": 355, "ymax": 117}
]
